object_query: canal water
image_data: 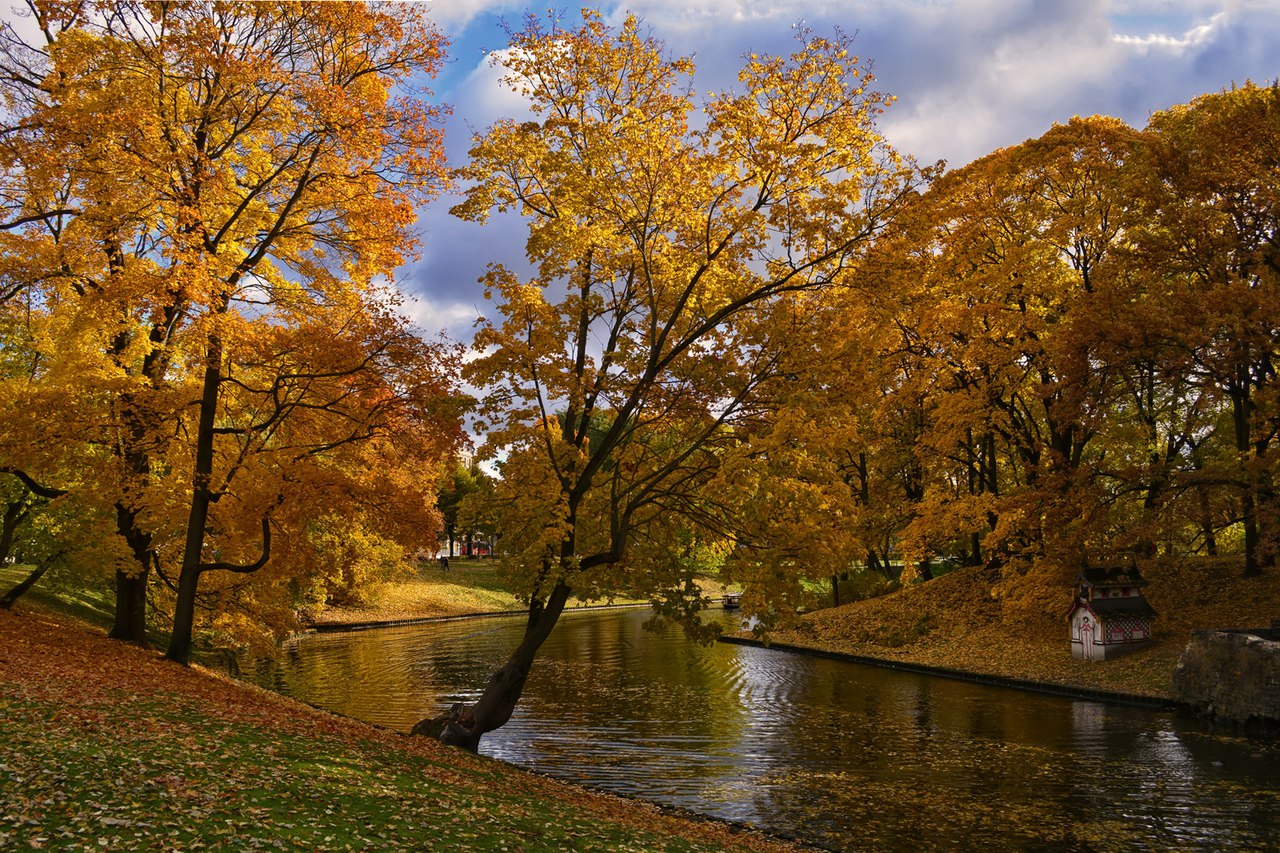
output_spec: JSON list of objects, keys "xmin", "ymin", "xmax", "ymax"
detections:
[{"xmin": 243, "ymin": 608, "xmax": 1280, "ymax": 851}]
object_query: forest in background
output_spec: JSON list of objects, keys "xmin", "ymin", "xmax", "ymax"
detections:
[{"xmin": 0, "ymin": 4, "xmax": 1276, "ymax": 668}]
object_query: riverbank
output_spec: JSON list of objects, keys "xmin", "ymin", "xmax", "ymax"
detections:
[
  {"xmin": 0, "ymin": 605, "xmax": 795, "ymax": 852},
  {"xmin": 310, "ymin": 556, "xmax": 1279, "ymax": 703},
  {"xmin": 763, "ymin": 557, "xmax": 1280, "ymax": 702},
  {"xmin": 306, "ymin": 559, "xmax": 733, "ymax": 629}
]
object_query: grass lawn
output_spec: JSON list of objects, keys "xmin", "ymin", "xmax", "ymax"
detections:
[
  {"xmin": 0, "ymin": 604, "xmax": 794, "ymax": 852},
  {"xmin": 309, "ymin": 559, "xmax": 527, "ymax": 625},
  {"xmin": 308, "ymin": 558, "xmax": 736, "ymax": 627}
]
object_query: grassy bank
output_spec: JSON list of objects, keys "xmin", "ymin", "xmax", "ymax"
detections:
[
  {"xmin": 309, "ymin": 559, "xmax": 527, "ymax": 626},
  {"xmin": 0, "ymin": 604, "xmax": 794, "ymax": 852},
  {"xmin": 307, "ymin": 555, "xmax": 1280, "ymax": 702},
  {"xmin": 769, "ymin": 556, "xmax": 1280, "ymax": 700},
  {"xmin": 309, "ymin": 558, "xmax": 735, "ymax": 627}
]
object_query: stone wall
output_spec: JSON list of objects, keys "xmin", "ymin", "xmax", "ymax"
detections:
[{"xmin": 1173, "ymin": 629, "xmax": 1280, "ymax": 725}]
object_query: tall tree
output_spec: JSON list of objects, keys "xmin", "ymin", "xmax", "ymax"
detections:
[
  {"xmin": 1136, "ymin": 83, "xmax": 1280, "ymax": 575},
  {"xmin": 420, "ymin": 11, "xmax": 922, "ymax": 750},
  {"xmin": 0, "ymin": 1, "xmax": 458, "ymax": 656}
]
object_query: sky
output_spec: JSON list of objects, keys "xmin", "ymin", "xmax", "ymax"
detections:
[{"xmin": 406, "ymin": 0, "xmax": 1279, "ymax": 344}]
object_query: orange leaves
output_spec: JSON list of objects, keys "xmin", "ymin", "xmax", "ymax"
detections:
[{"xmin": 0, "ymin": 3, "xmax": 463, "ymax": 655}]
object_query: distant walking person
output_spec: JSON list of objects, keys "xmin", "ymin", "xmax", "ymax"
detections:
[{"xmin": 438, "ymin": 555, "xmax": 450, "ymax": 571}]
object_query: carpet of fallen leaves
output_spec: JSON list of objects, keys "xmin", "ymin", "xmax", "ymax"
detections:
[
  {"xmin": 0, "ymin": 606, "xmax": 798, "ymax": 852},
  {"xmin": 771, "ymin": 557, "xmax": 1280, "ymax": 699}
]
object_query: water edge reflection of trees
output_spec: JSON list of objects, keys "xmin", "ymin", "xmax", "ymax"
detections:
[{"xmin": 249, "ymin": 609, "xmax": 1280, "ymax": 851}]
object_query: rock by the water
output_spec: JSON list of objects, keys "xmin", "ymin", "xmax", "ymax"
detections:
[{"xmin": 1174, "ymin": 629, "xmax": 1280, "ymax": 725}]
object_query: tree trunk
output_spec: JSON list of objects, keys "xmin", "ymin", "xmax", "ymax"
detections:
[
  {"xmin": 1189, "ymin": 443, "xmax": 1218, "ymax": 556},
  {"xmin": 831, "ymin": 574, "xmax": 840, "ymax": 608},
  {"xmin": 109, "ymin": 568, "xmax": 150, "ymax": 645},
  {"xmin": 109, "ymin": 503, "xmax": 154, "ymax": 645},
  {"xmin": 166, "ymin": 340, "xmax": 223, "ymax": 664},
  {"xmin": 0, "ymin": 499, "xmax": 29, "ymax": 563},
  {"xmin": 0, "ymin": 561, "xmax": 51, "ymax": 609},
  {"xmin": 412, "ymin": 580, "xmax": 572, "ymax": 751},
  {"xmin": 1197, "ymin": 482, "xmax": 1219, "ymax": 556},
  {"xmin": 1231, "ymin": 386, "xmax": 1262, "ymax": 577}
]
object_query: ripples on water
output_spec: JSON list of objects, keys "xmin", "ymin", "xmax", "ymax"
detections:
[{"xmin": 245, "ymin": 608, "xmax": 1280, "ymax": 851}]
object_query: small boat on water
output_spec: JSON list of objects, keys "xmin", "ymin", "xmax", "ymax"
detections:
[{"xmin": 721, "ymin": 592, "xmax": 742, "ymax": 609}]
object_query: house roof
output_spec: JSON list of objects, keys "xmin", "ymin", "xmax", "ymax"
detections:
[
  {"xmin": 1079, "ymin": 565, "xmax": 1148, "ymax": 588},
  {"xmin": 1083, "ymin": 596, "xmax": 1158, "ymax": 620}
]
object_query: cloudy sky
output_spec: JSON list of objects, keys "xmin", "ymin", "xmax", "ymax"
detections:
[{"xmin": 405, "ymin": 0, "xmax": 1278, "ymax": 343}]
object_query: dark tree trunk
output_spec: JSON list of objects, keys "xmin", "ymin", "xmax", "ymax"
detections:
[
  {"xmin": 1231, "ymin": 386, "xmax": 1262, "ymax": 577},
  {"xmin": 110, "ymin": 502, "xmax": 155, "ymax": 646},
  {"xmin": 1197, "ymin": 481, "xmax": 1219, "ymax": 556},
  {"xmin": 831, "ymin": 574, "xmax": 840, "ymax": 608},
  {"xmin": 412, "ymin": 580, "xmax": 572, "ymax": 751},
  {"xmin": 0, "ymin": 561, "xmax": 51, "ymax": 609},
  {"xmin": 965, "ymin": 429, "xmax": 983, "ymax": 566},
  {"xmin": 109, "ymin": 568, "xmax": 150, "ymax": 645},
  {"xmin": 167, "ymin": 340, "xmax": 223, "ymax": 664},
  {"xmin": 0, "ymin": 499, "xmax": 29, "ymax": 563}
]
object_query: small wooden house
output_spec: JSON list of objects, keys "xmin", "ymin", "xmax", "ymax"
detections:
[{"xmin": 1067, "ymin": 562, "xmax": 1157, "ymax": 661}]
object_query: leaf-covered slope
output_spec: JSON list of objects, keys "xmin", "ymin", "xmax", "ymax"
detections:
[
  {"xmin": 774, "ymin": 558, "xmax": 1280, "ymax": 699},
  {"xmin": 0, "ymin": 606, "xmax": 795, "ymax": 852}
]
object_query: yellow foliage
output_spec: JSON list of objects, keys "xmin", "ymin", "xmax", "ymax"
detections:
[
  {"xmin": 456, "ymin": 12, "xmax": 923, "ymax": 634},
  {"xmin": 0, "ymin": 1, "xmax": 461, "ymax": 654}
]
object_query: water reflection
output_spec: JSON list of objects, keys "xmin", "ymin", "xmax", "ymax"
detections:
[{"xmin": 244, "ymin": 608, "xmax": 1280, "ymax": 851}]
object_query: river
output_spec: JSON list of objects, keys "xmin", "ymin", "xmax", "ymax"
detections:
[{"xmin": 242, "ymin": 607, "xmax": 1280, "ymax": 851}]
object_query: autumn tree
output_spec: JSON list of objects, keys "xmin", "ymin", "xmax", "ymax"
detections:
[
  {"xmin": 808, "ymin": 93, "xmax": 1279, "ymax": 619},
  {"xmin": 1135, "ymin": 83, "xmax": 1280, "ymax": 576},
  {"xmin": 0, "ymin": 1, "xmax": 460, "ymax": 658},
  {"xmin": 817, "ymin": 117, "xmax": 1151, "ymax": 624},
  {"xmin": 418, "ymin": 11, "xmax": 921, "ymax": 750}
]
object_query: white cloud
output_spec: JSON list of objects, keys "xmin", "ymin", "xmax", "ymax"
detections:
[
  {"xmin": 446, "ymin": 46, "xmax": 538, "ymax": 153},
  {"xmin": 402, "ymin": 292, "xmax": 485, "ymax": 340},
  {"xmin": 1111, "ymin": 12, "xmax": 1222, "ymax": 48},
  {"xmin": 418, "ymin": 0, "xmax": 520, "ymax": 30}
]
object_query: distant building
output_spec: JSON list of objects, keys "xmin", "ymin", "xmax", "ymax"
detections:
[{"xmin": 1067, "ymin": 562, "xmax": 1157, "ymax": 661}]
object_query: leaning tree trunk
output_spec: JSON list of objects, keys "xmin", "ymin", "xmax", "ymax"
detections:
[
  {"xmin": 412, "ymin": 580, "xmax": 572, "ymax": 751},
  {"xmin": 0, "ymin": 561, "xmax": 51, "ymax": 609}
]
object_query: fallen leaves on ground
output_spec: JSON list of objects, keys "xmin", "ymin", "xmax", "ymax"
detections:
[
  {"xmin": 770, "ymin": 557, "xmax": 1280, "ymax": 699},
  {"xmin": 0, "ymin": 606, "xmax": 796, "ymax": 852}
]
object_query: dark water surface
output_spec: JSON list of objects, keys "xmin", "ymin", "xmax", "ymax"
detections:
[{"xmin": 244, "ymin": 608, "xmax": 1280, "ymax": 851}]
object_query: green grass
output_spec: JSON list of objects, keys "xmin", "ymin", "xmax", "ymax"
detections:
[
  {"xmin": 0, "ymin": 607, "xmax": 789, "ymax": 852},
  {"xmin": 0, "ymin": 563, "xmax": 115, "ymax": 625},
  {"xmin": 1, "ymin": 692, "xmax": 757, "ymax": 851},
  {"xmin": 315, "ymin": 558, "xmax": 692, "ymax": 626}
]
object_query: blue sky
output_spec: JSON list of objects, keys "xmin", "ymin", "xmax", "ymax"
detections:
[{"xmin": 406, "ymin": 0, "xmax": 1279, "ymax": 344}]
